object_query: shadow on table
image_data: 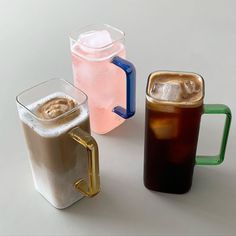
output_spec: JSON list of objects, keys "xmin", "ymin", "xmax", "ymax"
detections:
[
  {"xmin": 60, "ymin": 109, "xmax": 236, "ymax": 232},
  {"xmin": 153, "ymin": 166, "xmax": 236, "ymax": 226},
  {"xmin": 61, "ymin": 166, "xmax": 236, "ymax": 233},
  {"xmin": 62, "ymin": 172, "xmax": 144, "ymax": 223}
]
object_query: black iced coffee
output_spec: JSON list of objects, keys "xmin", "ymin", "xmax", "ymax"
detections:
[{"xmin": 144, "ymin": 71, "xmax": 204, "ymax": 194}]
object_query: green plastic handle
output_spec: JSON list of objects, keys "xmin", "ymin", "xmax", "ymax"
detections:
[{"xmin": 196, "ymin": 104, "xmax": 232, "ymax": 165}]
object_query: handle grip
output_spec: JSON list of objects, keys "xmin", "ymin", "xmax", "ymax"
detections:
[
  {"xmin": 111, "ymin": 56, "xmax": 136, "ymax": 119},
  {"xmin": 196, "ymin": 104, "xmax": 232, "ymax": 165},
  {"xmin": 69, "ymin": 127, "xmax": 100, "ymax": 197}
]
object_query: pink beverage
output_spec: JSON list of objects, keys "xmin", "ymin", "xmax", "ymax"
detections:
[{"xmin": 70, "ymin": 24, "xmax": 136, "ymax": 134}]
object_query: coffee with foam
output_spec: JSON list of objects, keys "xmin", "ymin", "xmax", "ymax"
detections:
[
  {"xmin": 19, "ymin": 92, "xmax": 88, "ymax": 138},
  {"xmin": 19, "ymin": 92, "xmax": 90, "ymax": 209},
  {"xmin": 37, "ymin": 97, "xmax": 77, "ymax": 120}
]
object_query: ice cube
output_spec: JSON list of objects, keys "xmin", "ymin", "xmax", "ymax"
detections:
[
  {"xmin": 180, "ymin": 80, "xmax": 200, "ymax": 99},
  {"xmin": 183, "ymin": 80, "xmax": 200, "ymax": 94},
  {"xmin": 78, "ymin": 30, "xmax": 113, "ymax": 52},
  {"xmin": 150, "ymin": 117, "xmax": 178, "ymax": 139},
  {"xmin": 150, "ymin": 81, "xmax": 182, "ymax": 101}
]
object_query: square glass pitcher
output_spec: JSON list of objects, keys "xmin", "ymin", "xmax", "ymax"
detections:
[
  {"xmin": 70, "ymin": 24, "xmax": 136, "ymax": 134},
  {"xmin": 16, "ymin": 79, "xmax": 100, "ymax": 209}
]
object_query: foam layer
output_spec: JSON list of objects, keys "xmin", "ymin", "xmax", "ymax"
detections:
[
  {"xmin": 37, "ymin": 97, "xmax": 77, "ymax": 120},
  {"xmin": 147, "ymin": 72, "xmax": 204, "ymax": 106},
  {"xmin": 18, "ymin": 92, "xmax": 88, "ymax": 138}
]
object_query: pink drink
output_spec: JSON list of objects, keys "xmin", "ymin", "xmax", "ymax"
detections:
[{"xmin": 70, "ymin": 25, "xmax": 135, "ymax": 134}]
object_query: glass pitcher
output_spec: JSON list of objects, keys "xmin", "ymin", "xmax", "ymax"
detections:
[
  {"xmin": 70, "ymin": 24, "xmax": 136, "ymax": 134},
  {"xmin": 16, "ymin": 79, "xmax": 100, "ymax": 209}
]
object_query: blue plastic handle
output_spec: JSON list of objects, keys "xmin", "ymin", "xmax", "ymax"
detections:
[{"xmin": 111, "ymin": 56, "xmax": 136, "ymax": 119}]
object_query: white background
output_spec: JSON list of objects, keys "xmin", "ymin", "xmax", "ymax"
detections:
[{"xmin": 1, "ymin": 0, "xmax": 236, "ymax": 235}]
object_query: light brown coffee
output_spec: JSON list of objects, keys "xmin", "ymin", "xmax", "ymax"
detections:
[{"xmin": 19, "ymin": 93, "xmax": 90, "ymax": 209}]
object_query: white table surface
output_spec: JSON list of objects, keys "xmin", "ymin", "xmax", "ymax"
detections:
[{"xmin": 1, "ymin": 0, "xmax": 236, "ymax": 235}]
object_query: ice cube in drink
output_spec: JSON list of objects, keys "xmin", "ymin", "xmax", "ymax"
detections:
[
  {"xmin": 150, "ymin": 116, "xmax": 179, "ymax": 139},
  {"xmin": 150, "ymin": 81, "xmax": 182, "ymax": 101},
  {"xmin": 144, "ymin": 71, "xmax": 204, "ymax": 193}
]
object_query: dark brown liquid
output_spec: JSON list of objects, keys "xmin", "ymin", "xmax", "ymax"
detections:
[{"xmin": 144, "ymin": 102, "xmax": 203, "ymax": 194}]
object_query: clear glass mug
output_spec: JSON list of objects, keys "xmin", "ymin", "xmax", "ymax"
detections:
[
  {"xmin": 144, "ymin": 71, "xmax": 232, "ymax": 194},
  {"xmin": 70, "ymin": 24, "xmax": 136, "ymax": 134},
  {"xmin": 16, "ymin": 79, "xmax": 100, "ymax": 209}
]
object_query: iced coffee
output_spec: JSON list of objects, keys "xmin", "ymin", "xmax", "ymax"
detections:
[
  {"xmin": 16, "ymin": 79, "xmax": 100, "ymax": 209},
  {"xmin": 144, "ymin": 71, "xmax": 204, "ymax": 193}
]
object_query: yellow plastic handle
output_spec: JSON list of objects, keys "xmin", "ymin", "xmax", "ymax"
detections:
[{"xmin": 69, "ymin": 127, "xmax": 100, "ymax": 197}]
